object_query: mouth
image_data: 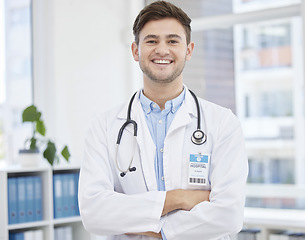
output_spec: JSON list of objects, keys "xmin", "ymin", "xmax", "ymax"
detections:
[{"xmin": 152, "ymin": 59, "xmax": 173, "ymax": 65}]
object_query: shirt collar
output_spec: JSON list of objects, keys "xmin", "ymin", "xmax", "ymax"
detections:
[{"xmin": 139, "ymin": 88, "xmax": 186, "ymax": 115}]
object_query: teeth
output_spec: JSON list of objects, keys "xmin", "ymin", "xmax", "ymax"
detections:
[{"xmin": 153, "ymin": 59, "xmax": 171, "ymax": 64}]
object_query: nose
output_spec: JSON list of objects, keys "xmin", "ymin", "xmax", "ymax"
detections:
[{"xmin": 154, "ymin": 42, "xmax": 169, "ymax": 56}]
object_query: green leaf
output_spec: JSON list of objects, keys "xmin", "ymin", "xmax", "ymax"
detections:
[
  {"xmin": 43, "ymin": 141, "xmax": 56, "ymax": 165},
  {"xmin": 30, "ymin": 137, "xmax": 37, "ymax": 150},
  {"xmin": 22, "ymin": 105, "xmax": 41, "ymax": 122},
  {"xmin": 36, "ymin": 119, "xmax": 46, "ymax": 136},
  {"xmin": 61, "ymin": 146, "xmax": 70, "ymax": 162}
]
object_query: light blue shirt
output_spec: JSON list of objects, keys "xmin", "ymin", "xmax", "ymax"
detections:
[{"xmin": 139, "ymin": 89, "xmax": 185, "ymax": 239}]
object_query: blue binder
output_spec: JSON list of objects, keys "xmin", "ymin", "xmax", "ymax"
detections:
[
  {"xmin": 10, "ymin": 232, "xmax": 24, "ymax": 240},
  {"xmin": 7, "ymin": 177, "xmax": 18, "ymax": 224},
  {"xmin": 67, "ymin": 173, "xmax": 76, "ymax": 216},
  {"xmin": 17, "ymin": 177, "xmax": 27, "ymax": 223},
  {"xmin": 62, "ymin": 174, "xmax": 70, "ymax": 217},
  {"xmin": 8, "ymin": 177, "xmax": 18, "ymax": 224},
  {"xmin": 14, "ymin": 232, "xmax": 24, "ymax": 240},
  {"xmin": 25, "ymin": 177, "xmax": 35, "ymax": 222},
  {"xmin": 74, "ymin": 172, "xmax": 80, "ymax": 216},
  {"xmin": 33, "ymin": 176, "xmax": 43, "ymax": 221},
  {"xmin": 9, "ymin": 232, "xmax": 15, "ymax": 240},
  {"xmin": 53, "ymin": 174, "xmax": 63, "ymax": 218}
]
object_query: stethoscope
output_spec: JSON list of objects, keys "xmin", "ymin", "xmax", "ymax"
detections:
[{"xmin": 115, "ymin": 89, "xmax": 207, "ymax": 177}]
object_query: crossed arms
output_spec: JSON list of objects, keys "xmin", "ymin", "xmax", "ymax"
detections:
[{"xmin": 127, "ymin": 189, "xmax": 210, "ymax": 238}]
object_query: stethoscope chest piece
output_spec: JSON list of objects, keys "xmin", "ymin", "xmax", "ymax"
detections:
[{"xmin": 191, "ymin": 129, "xmax": 207, "ymax": 145}]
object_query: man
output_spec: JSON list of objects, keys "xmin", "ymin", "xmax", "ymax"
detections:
[{"xmin": 79, "ymin": 1, "xmax": 248, "ymax": 239}]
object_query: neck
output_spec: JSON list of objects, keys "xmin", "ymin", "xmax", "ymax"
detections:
[{"xmin": 143, "ymin": 79, "xmax": 184, "ymax": 110}]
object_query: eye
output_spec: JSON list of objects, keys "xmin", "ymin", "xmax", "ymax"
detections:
[
  {"xmin": 169, "ymin": 40, "xmax": 178, "ymax": 44},
  {"xmin": 146, "ymin": 40, "xmax": 157, "ymax": 44}
]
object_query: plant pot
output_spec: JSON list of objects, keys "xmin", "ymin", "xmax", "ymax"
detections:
[{"xmin": 19, "ymin": 149, "xmax": 40, "ymax": 167}]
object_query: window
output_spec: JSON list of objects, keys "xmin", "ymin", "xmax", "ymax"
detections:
[
  {"xmin": 236, "ymin": 16, "xmax": 303, "ymax": 209},
  {"xmin": 0, "ymin": 0, "xmax": 33, "ymax": 164},
  {"xmin": 146, "ymin": 0, "xmax": 305, "ymax": 210},
  {"xmin": 240, "ymin": 22, "xmax": 291, "ymax": 70}
]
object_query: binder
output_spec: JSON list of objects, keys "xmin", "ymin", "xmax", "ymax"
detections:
[
  {"xmin": 67, "ymin": 173, "xmax": 76, "ymax": 216},
  {"xmin": 9, "ymin": 232, "xmax": 15, "ymax": 240},
  {"xmin": 62, "ymin": 174, "xmax": 70, "ymax": 217},
  {"xmin": 17, "ymin": 177, "xmax": 27, "ymax": 223},
  {"xmin": 64, "ymin": 226, "xmax": 73, "ymax": 240},
  {"xmin": 25, "ymin": 177, "xmax": 35, "ymax": 222},
  {"xmin": 53, "ymin": 174, "xmax": 63, "ymax": 218},
  {"xmin": 74, "ymin": 172, "xmax": 80, "ymax": 216},
  {"xmin": 33, "ymin": 176, "xmax": 43, "ymax": 221},
  {"xmin": 54, "ymin": 228, "xmax": 59, "ymax": 240},
  {"xmin": 24, "ymin": 230, "xmax": 34, "ymax": 240},
  {"xmin": 34, "ymin": 229, "xmax": 43, "ymax": 240},
  {"xmin": 54, "ymin": 227, "xmax": 65, "ymax": 240},
  {"xmin": 8, "ymin": 177, "xmax": 18, "ymax": 224},
  {"xmin": 14, "ymin": 232, "xmax": 24, "ymax": 240}
]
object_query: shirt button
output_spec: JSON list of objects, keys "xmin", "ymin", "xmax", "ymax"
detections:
[
  {"xmin": 153, "ymin": 104, "xmax": 157, "ymax": 108},
  {"xmin": 161, "ymin": 176, "xmax": 165, "ymax": 181},
  {"xmin": 160, "ymin": 148, "xmax": 164, "ymax": 153},
  {"xmin": 158, "ymin": 119, "xmax": 162, "ymax": 124}
]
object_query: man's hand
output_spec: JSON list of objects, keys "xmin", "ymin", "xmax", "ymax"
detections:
[
  {"xmin": 181, "ymin": 189, "xmax": 210, "ymax": 211},
  {"xmin": 162, "ymin": 189, "xmax": 210, "ymax": 216}
]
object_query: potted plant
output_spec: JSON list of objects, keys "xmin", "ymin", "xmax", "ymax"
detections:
[{"xmin": 20, "ymin": 105, "xmax": 70, "ymax": 166}]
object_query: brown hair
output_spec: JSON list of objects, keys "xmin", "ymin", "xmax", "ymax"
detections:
[{"xmin": 133, "ymin": 1, "xmax": 192, "ymax": 45}]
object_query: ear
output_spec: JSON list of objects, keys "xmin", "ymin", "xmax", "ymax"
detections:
[
  {"xmin": 131, "ymin": 41, "xmax": 139, "ymax": 62},
  {"xmin": 186, "ymin": 41, "xmax": 194, "ymax": 61}
]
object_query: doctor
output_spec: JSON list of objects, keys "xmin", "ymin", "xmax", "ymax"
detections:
[{"xmin": 79, "ymin": 1, "xmax": 248, "ymax": 240}]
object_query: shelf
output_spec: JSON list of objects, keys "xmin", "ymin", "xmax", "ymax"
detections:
[
  {"xmin": 0, "ymin": 164, "xmax": 90, "ymax": 240},
  {"xmin": 53, "ymin": 216, "xmax": 82, "ymax": 225},
  {"xmin": 1, "ymin": 161, "xmax": 51, "ymax": 173},
  {"xmin": 7, "ymin": 220, "xmax": 50, "ymax": 230}
]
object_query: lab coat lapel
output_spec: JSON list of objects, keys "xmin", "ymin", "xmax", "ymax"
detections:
[{"xmin": 130, "ymin": 93, "xmax": 158, "ymax": 192}]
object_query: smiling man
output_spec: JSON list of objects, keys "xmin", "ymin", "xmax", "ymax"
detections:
[
  {"xmin": 132, "ymin": 14, "xmax": 194, "ymax": 110},
  {"xmin": 79, "ymin": 1, "xmax": 248, "ymax": 240}
]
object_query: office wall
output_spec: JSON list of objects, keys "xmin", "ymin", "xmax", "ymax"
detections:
[{"xmin": 33, "ymin": 0, "xmax": 143, "ymax": 165}]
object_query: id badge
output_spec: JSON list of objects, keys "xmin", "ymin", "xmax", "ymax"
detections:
[{"xmin": 188, "ymin": 153, "xmax": 209, "ymax": 185}]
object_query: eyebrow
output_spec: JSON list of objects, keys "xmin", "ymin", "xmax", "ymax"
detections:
[
  {"xmin": 143, "ymin": 34, "xmax": 182, "ymax": 41},
  {"xmin": 168, "ymin": 34, "xmax": 182, "ymax": 40}
]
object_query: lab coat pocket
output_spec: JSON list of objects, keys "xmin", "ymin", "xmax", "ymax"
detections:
[{"xmin": 116, "ymin": 141, "xmax": 149, "ymax": 194}]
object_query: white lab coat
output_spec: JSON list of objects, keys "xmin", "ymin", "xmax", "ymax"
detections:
[{"xmin": 79, "ymin": 88, "xmax": 248, "ymax": 240}]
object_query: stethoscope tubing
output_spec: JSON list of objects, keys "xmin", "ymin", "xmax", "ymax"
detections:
[{"xmin": 188, "ymin": 89, "xmax": 201, "ymax": 130}]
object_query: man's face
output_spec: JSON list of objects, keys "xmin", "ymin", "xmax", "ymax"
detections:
[{"xmin": 132, "ymin": 18, "xmax": 194, "ymax": 84}]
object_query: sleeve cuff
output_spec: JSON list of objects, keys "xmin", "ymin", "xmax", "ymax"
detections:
[{"xmin": 152, "ymin": 191, "xmax": 167, "ymax": 233}]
